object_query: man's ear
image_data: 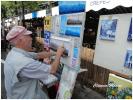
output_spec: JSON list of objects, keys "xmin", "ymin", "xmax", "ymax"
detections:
[
  {"xmin": 19, "ymin": 36, "xmax": 24, "ymax": 41},
  {"xmin": 17, "ymin": 37, "xmax": 23, "ymax": 44}
]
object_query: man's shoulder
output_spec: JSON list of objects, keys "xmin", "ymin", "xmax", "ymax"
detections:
[{"xmin": 6, "ymin": 48, "xmax": 34, "ymax": 65}]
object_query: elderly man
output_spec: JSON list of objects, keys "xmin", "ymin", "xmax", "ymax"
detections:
[{"xmin": 4, "ymin": 26, "xmax": 64, "ymax": 99}]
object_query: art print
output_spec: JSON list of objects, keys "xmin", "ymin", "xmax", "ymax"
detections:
[{"xmin": 100, "ymin": 19, "xmax": 117, "ymax": 41}]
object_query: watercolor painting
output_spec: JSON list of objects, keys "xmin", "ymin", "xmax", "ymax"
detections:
[
  {"xmin": 99, "ymin": 19, "xmax": 118, "ymax": 41},
  {"xmin": 57, "ymin": 66, "xmax": 77, "ymax": 99},
  {"xmin": 67, "ymin": 13, "xmax": 83, "ymax": 25},
  {"xmin": 44, "ymin": 16, "xmax": 52, "ymax": 31},
  {"xmin": 124, "ymin": 50, "xmax": 132, "ymax": 69},
  {"xmin": 52, "ymin": 16, "xmax": 60, "ymax": 34},
  {"xmin": 127, "ymin": 18, "xmax": 132, "ymax": 41},
  {"xmin": 107, "ymin": 74, "xmax": 132, "ymax": 99},
  {"xmin": 61, "ymin": 66, "xmax": 77, "ymax": 86},
  {"xmin": 44, "ymin": 31, "xmax": 51, "ymax": 47},
  {"xmin": 60, "ymin": 15, "xmax": 67, "ymax": 35},
  {"xmin": 67, "ymin": 19, "xmax": 82, "ymax": 25},
  {"xmin": 65, "ymin": 26, "xmax": 81, "ymax": 37},
  {"xmin": 57, "ymin": 82, "xmax": 72, "ymax": 99},
  {"xmin": 59, "ymin": 1, "xmax": 85, "ymax": 14}
]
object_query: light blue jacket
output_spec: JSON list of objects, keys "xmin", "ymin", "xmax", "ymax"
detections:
[{"xmin": 4, "ymin": 47, "xmax": 49, "ymax": 99}]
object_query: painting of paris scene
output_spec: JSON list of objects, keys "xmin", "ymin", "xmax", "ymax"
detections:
[
  {"xmin": 99, "ymin": 19, "xmax": 118, "ymax": 41},
  {"xmin": 127, "ymin": 18, "xmax": 132, "ymax": 41},
  {"xmin": 124, "ymin": 50, "xmax": 132, "ymax": 69},
  {"xmin": 65, "ymin": 26, "xmax": 81, "ymax": 37},
  {"xmin": 59, "ymin": 1, "xmax": 85, "ymax": 14},
  {"xmin": 67, "ymin": 14, "xmax": 83, "ymax": 25}
]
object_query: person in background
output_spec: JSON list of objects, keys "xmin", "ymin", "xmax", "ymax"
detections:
[{"xmin": 4, "ymin": 26, "xmax": 65, "ymax": 99}]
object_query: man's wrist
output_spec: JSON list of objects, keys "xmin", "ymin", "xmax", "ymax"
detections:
[
  {"xmin": 36, "ymin": 52, "xmax": 42, "ymax": 59},
  {"xmin": 55, "ymin": 55, "xmax": 61, "ymax": 60}
]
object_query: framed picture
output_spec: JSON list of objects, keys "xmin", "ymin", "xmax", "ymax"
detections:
[
  {"xmin": 67, "ymin": 14, "xmax": 83, "ymax": 25},
  {"xmin": 44, "ymin": 31, "xmax": 51, "ymax": 48},
  {"xmin": 124, "ymin": 50, "xmax": 132, "ymax": 69},
  {"xmin": 60, "ymin": 15, "xmax": 67, "ymax": 35},
  {"xmin": 99, "ymin": 19, "xmax": 118, "ymax": 41},
  {"xmin": 59, "ymin": 1, "xmax": 85, "ymax": 14},
  {"xmin": 107, "ymin": 74, "xmax": 132, "ymax": 99},
  {"xmin": 60, "ymin": 14, "xmax": 82, "ymax": 37},
  {"xmin": 71, "ymin": 47, "xmax": 79, "ymax": 68},
  {"xmin": 57, "ymin": 66, "xmax": 77, "ymax": 99},
  {"xmin": 52, "ymin": 16, "xmax": 60, "ymax": 34},
  {"xmin": 65, "ymin": 26, "xmax": 81, "ymax": 37},
  {"xmin": 44, "ymin": 16, "xmax": 52, "ymax": 31},
  {"xmin": 56, "ymin": 82, "xmax": 72, "ymax": 99},
  {"xmin": 127, "ymin": 18, "xmax": 132, "ymax": 41},
  {"xmin": 61, "ymin": 66, "xmax": 77, "ymax": 86}
]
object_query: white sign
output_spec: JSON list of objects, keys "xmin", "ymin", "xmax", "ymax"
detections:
[
  {"xmin": 24, "ymin": 13, "xmax": 32, "ymax": 19},
  {"xmin": 37, "ymin": 10, "xmax": 46, "ymax": 18},
  {"xmin": 52, "ymin": 6, "xmax": 59, "ymax": 16},
  {"xmin": 86, "ymin": 0, "xmax": 132, "ymax": 11}
]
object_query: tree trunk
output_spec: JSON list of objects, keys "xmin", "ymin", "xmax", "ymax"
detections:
[{"xmin": 22, "ymin": 1, "xmax": 25, "ymax": 26}]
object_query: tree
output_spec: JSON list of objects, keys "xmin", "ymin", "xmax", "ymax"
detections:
[
  {"xmin": 1, "ymin": 1, "xmax": 45, "ymax": 18},
  {"xmin": 1, "ymin": 1, "xmax": 47, "ymax": 26}
]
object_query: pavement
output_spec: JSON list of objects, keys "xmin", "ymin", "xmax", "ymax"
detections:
[
  {"xmin": 1, "ymin": 50, "xmax": 105, "ymax": 99},
  {"xmin": 72, "ymin": 82, "xmax": 105, "ymax": 99},
  {"xmin": 1, "ymin": 50, "xmax": 8, "ymax": 99}
]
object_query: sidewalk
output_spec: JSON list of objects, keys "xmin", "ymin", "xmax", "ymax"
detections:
[
  {"xmin": 72, "ymin": 82, "xmax": 105, "ymax": 99},
  {"xmin": 1, "ymin": 50, "xmax": 10, "ymax": 99}
]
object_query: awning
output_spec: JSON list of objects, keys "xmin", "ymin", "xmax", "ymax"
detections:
[
  {"xmin": 25, "ymin": 13, "xmax": 32, "ymax": 19},
  {"xmin": 37, "ymin": 10, "xmax": 46, "ymax": 18},
  {"xmin": 86, "ymin": 0, "xmax": 132, "ymax": 11},
  {"xmin": 52, "ymin": 6, "xmax": 59, "ymax": 16}
]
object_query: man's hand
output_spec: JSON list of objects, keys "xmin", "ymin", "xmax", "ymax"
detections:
[
  {"xmin": 37, "ymin": 51, "xmax": 51, "ymax": 60},
  {"xmin": 56, "ymin": 46, "xmax": 65, "ymax": 58},
  {"xmin": 43, "ymin": 58, "xmax": 51, "ymax": 64},
  {"xmin": 50, "ymin": 46, "xmax": 65, "ymax": 74}
]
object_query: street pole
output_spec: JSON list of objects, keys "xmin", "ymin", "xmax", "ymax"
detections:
[
  {"xmin": 1, "ymin": 7, "xmax": 6, "ymax": 40},
  {"xmin": 14, "ymin": 1, "xmax": 18, "ymax": 25},
  {"xmin": 21, "ymin": 1, "xmax": 25, "ymax": 26},
  {"xmin": 46, "ymin": 1, "xmax": 52, "ymax": 16}
]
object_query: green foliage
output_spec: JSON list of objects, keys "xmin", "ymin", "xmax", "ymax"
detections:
[
  {"xmin": 1, "ymin": 1, "xmax": 14, "ymax": 18},
  {"xmin": 1, "ymin": 1, "xmax": 45, "ymax": 18}
]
